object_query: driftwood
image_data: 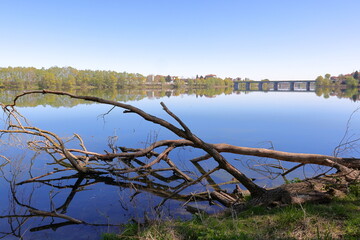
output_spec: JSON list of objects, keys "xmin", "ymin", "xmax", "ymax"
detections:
[{"xmin": 0, "ymin": 89, "xmax": 359, "ymax": 222}]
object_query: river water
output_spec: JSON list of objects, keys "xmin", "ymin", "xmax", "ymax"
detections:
[{"xmin": 0, "ymin": 89, "xmax": 359, "ymax": 239}]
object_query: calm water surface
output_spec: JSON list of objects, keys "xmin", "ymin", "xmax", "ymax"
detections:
[{"xmin": 0, "ymin": 90, "xmax": 359, "ymax": 239}]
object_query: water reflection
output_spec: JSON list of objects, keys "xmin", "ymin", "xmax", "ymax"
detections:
[
  {"xmin": 315, "ymin": 87, "xmax": 360, "ymax": 102},
  {"xmin": 0, "ymin": 87, "xmax": 234, "ymax": 107},
  {"xmin": 0, "ymin": 140, "xmax": 232, "ymax": 239},
  {"xmin": 1, "ymin": 87, "xmax": 359, "ymax": 239},
  {"xmin": 0, "ymin": 86, "xmax": 358, "ymax": 109},
  {"xmin": 234, "ymin": 81, "xmax": 316, "ymax": 92}
]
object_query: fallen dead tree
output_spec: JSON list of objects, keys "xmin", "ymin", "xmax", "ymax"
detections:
[{"xmin": 1, "ymin": 90, "xmax": 359, "ymax": 215}]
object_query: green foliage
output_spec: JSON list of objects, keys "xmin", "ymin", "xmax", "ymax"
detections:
[
  {"xmin": 173, "ymin": 79, "xmax": 185, "ymax": 88},
  {"xmin": 349, "ymin": 183, "xmax": 360, "ymax": 198},
  {"xmin": 103, "ymin": 192, "xmax": 360, "ymax": 239},
  {"xmin": 315, "ymin": 72, "xmax": 360, "ymax": 100},
  {"xmin": 0, "ymin": 66, "xmax": 147, "ymax": 90},
  {"xmin": 187, "ymin": 76, "xmax": 232, "ymax": 88},
  {"xmin": 353, "ymin": 71, "xmax": 359, "ymax": 80},
  {"xmin": 315, "ymin": 86, "xmax": 359, "ymax": 102},
  {"xmin": 165, "ymin": 75, "xmax": 172, "ymax": 83},
  {"xmin": 315, "ymin": 75, "xmax": 332, "ymax": 86},
  {"xmin": 345, "ymin": 76, "xmax": 359, "ymax": 88},
  {"xmin": 102, "ymin": 221, "xmax": 180, "ymax": 240},
  {"xmin": 285, "ymin": 177, "xmax": 302, "ymax": 184},
  {"xmin": 0, "ymin": 87, "xmax": 235, "ymax": 108},
  {"xmin": 316, "ymin": 71, "xmax": 360, "ymax": 88},
  {"xmin": 0, "ymin": 66, "xmax": 233, "ymax": 91},
  {"xmin": 101, "ymin": 233, "xmax": 122, "ymax": 240}
]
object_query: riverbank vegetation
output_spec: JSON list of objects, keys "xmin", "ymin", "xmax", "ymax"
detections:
[
  {"xmin": 103, "ymin": 184, "xmax": 360, "ymax": 239},
  {"xmin": 315, "ymin": 71, "xmax": 359, "ymax": 88},
  {"xmin": 0, "ymin": 66, "xmax": 233, "ymax": 90},
  {"xmin": 314, "ymin": 71, "xmax": 360, "ymax": 101}
]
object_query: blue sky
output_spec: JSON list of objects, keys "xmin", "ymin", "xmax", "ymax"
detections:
[{"xmin": 0, "ymin": 0, "xmax": 359, "ymax": 80}]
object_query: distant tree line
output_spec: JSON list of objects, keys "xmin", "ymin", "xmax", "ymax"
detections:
[
  {"xmin": 0, "ymin": 66, "xmax": 233, "ymax": 90},
  {"xmin": 315, "ymin": 71, "xmax": 359, "ymax": 87},
  {"xmin": 315, "ymin": 71, "xmax": 360, "ymax": 101},
  {"xmin": 0, "ymin": 66, "xmax": 146, "ymax": 89},
  {"xmin": 187, "ymin": 77, "xmax": 233, "ymax": 88}
]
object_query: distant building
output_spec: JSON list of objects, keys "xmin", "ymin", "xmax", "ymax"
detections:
[
  {"xmin": 171, "ymin": 76, "xmax": 179, "ymax": 81},
  {"xmin": 204, "ymin": 74, "xmax": 217, "ymax": 79},
  {"xmin": 146, "ymin": 75, "xmax": 155, "ymax": 82},
  {"xmin": 154, "ymin": 75, "xmax": 165, "ymax": 82}
]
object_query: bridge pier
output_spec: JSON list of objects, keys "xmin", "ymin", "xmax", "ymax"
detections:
[
  {"xmin": 245, "ymin": 82, "xmax": 250, "ymax": 91},
  {"xmin": 290, "ymin": 82, "xmax": 295, "ymax": 91},
  {"xmin": 234, "ymin": 82, "xmax": 239, "ymax": 91},
  {"xmin": 258, "ymin": 82, "xmax": 263, "ymax": 91},
  {"xmin": 273, "ymin": 82, "xmax": 278, "ymax": 91},
  {"xmin": 306, "ymin": 82, "xmax": 311, "ymax": 91}
]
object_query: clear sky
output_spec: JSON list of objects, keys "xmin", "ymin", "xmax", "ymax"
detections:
[{"xmin": 0, "ymin": 0, "xmax": 359, "ymax": 80}]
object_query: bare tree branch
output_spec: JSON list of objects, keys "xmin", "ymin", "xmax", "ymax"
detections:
[{"xmin": 0, "ymin": 89, "xmax": 359, "ymax": 227}]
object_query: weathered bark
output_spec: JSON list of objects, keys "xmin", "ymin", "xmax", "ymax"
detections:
[
  {"xmin": 77, "ymin": 140, "xmax": 360, "ymax": 169},
  {"xmin": 239, "ymin": 168, "xmax": 360, "ymax": 210},
  {"xmin": 213, "ymin": 143, "xmax": 360, "ymax": 169},
  {"xmin": 210, "ymin": 191, "xmax": 237, "ymax": 207}
]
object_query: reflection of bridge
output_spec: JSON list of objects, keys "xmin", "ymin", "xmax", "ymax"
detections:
[{"xmin": 234, "ymin": 80, "xmax": 316, "ymax": 92}]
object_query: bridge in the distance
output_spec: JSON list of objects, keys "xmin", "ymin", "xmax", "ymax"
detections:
[{"xmin": 233, "ymin": 80, "xmax": 316, "ymax": 92}]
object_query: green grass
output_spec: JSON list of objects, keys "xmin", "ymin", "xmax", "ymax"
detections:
[{"xmin": 102, "ymin": 185, "xmax": 360, "ymax": 240}]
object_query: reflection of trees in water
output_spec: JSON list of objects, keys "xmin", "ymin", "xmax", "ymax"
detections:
[
  {"xmin": 2, "ymin": 86, "xmax": 357, "ymax": 109},
  {"xmin": 315, "ymin": 87, "xmax": 360, "ymax": 102},
  {"xmin": 0, "ymin": 165, "xmax": 192, "ymax": 236},
  {"xmin": 0, "ymin": 149, "xmax": 217, "ymax": 239},
  {"xmin": 0, "ymin": 87, "xmax": 234, "ymax": 107},
  {"xmin": 0, "ymin": 141, "xmax": 231, "ymax": 237},
  {"xmin": 0, "ymin": 126, "xmax": 226, "ymax": 237}
]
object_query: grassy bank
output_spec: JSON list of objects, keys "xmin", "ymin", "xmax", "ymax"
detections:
[{"xmin": 102, "ymin": 185, "xmax": 359, "ymax": 240}]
